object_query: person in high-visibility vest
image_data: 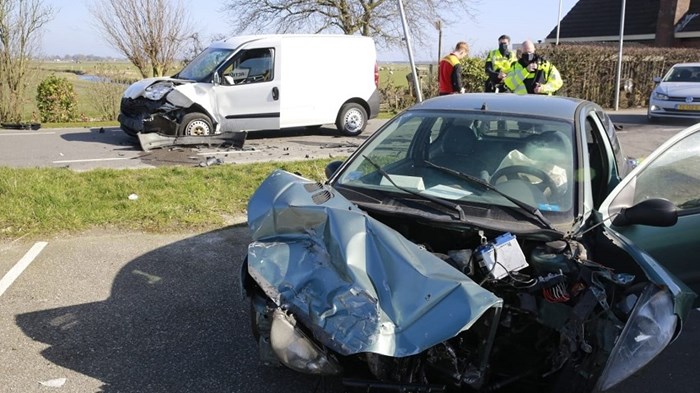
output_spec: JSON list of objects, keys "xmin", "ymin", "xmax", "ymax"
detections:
[
  {"xmin": 504, "ymin": 40, "xmax": 563, "ymax": 95},
  {"xmin": 438, "ymin": 42, "xmax": 469, "ymax": 95},
  {"xmin": 485, "ymin": 35, "xmax": 517, "ymax": 93}
]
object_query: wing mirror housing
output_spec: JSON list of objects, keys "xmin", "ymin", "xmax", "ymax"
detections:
[
  {"xmin": 612, "ymin": 198, "xmax": 678, "ymax": 227},
  {"xmin": 325, "ymin": 160, "xmax": 343, "ymax": 180},
  {"xmin": 652, "ymin": 76, "xmax": 661, "ymax": 84}
]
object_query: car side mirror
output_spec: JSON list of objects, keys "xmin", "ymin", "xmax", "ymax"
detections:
[
  {"xmin": 612, "ymin": 198, "xmax": 677, "ymax": 227},
  {"xmin": 325, "ymin": 161, "xmax": 343, "ymax": 180},
  {"xmin": 652, "ymin": 76, "xmax": 661, "ymax": 84}
]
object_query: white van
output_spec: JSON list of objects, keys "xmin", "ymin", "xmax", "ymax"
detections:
[{"xmin": 118, "ymin": 34, "xmax": 380, "ymax": 138}]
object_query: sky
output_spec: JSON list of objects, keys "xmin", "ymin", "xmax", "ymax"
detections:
[{"xmin": 41, "ymin": 0, "xmax": 579, "ymax": 62}]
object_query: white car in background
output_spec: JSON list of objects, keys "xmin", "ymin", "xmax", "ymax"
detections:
[{"xmin": 648, "ymin": 62, "xmax": 700, "ymax": 122}]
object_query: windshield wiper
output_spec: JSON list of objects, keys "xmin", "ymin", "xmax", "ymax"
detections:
[
  {"xmin": 362, "ymin": 155, "xmax": 466, "ymax": 221},
  {"xmin": 423, "ymin": 160, "xmax": 558, "ymax": 232}
]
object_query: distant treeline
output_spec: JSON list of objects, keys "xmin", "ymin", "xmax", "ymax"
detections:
[{"xmin": 38, "ymin": 54, "xmax": 127, "ymax": 62}]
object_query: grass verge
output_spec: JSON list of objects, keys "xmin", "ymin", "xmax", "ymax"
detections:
[{"xmin": 0, "ymin": 159, "xmax": 336, "ymax": 240}]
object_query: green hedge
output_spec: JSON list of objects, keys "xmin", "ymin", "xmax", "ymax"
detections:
[
  {"xmin": 379, "ymin": 44, "xmax": 700, "ymax": 112},
  {"xmin": 536, "ymin": 44, "xmax": 700, "ymax": 108}
]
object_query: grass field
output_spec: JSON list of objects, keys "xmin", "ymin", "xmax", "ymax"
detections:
[{"xmin": 0, "ymin": 159, "xmax": 335, "ymax": 239}]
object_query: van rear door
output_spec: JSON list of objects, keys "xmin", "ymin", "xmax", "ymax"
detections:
[{"xmin": 214, "ymin": 46, "xmax": 280, "ymax": 131}]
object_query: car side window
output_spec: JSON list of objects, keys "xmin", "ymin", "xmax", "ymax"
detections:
[
  {"xmin": 632, "ymin": 131, "xmax": 700, "ymax": 213},
  {"xmin": 221, "ymin": 48, "xmax": 274, "ymax": 85}
]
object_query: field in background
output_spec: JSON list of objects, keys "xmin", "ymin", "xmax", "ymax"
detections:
[{"xmin": 15, "ymin": 61, "xmax": 428, "ymax": 126}]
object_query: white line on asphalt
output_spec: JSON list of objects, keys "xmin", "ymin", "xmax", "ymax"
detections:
[
  {"xmin": 0, "ymin": 242, "xmax": 48, "ymax": 297},
  {"xmin": 196, "ymin": 150, "xmax": 258, "ymax": 156},
  {"xmin": 53, "ymin": 157, "xmax": 134, "ymax": 164},
  {"xmin": 0, "ymin": 132, "xmax": 56, "ymax": 136}
]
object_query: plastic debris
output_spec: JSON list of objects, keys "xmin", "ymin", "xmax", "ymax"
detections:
[
  {"xmin": 199, "ymin": 157, "xmax": 223, "ymax": 167},
  {"xmin": 128, "ymin": 194, "xmax": 139, "ymax": 200},
  {"xmin": 39, "ymin": 378, "xmax": 66, "ymax": 388}
]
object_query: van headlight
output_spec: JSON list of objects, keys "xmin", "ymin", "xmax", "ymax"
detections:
[
  {"xmin": 144, "ymin": 81, "xmax": 174, "ymax": 101},
  {"xmin": 652, "ymin": 91, "xmax": 669, "ymax": 101},
  {"xmin": 595, "ymin": 285, "xmax": 677, "ymax": 391}
]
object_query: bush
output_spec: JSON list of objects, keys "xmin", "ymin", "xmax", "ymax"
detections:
[{"xmin": 36, "ymin": 74, "xmax": 78, "ymax": 122}]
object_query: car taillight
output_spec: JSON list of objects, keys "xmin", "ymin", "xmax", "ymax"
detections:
[{"xmin": 374, "ymin": 63, "xmax": 379, "ymax": 88}]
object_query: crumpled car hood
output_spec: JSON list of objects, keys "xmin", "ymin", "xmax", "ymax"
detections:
[
  {"xmin": 122, "ymin": 77, "xmax": 193, "ymax": 99},
  {"xmin": 247, "ymin": 170, "xmax": 502, "ymax": 357}
]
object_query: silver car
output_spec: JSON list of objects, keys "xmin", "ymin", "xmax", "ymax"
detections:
[
  {"xmin": 243, "ymin": 93, "xmax": 697, "ymax": 392},
  {"xmin": 647, "ymin": 62, "xmax": 700, "ymax": 122}
]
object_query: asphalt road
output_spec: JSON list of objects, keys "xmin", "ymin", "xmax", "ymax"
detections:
[{"xmin": 1, "ymin": 110, "xmax": 699, "ymax": 392}]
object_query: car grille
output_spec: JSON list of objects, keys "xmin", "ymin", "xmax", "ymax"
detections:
[{"xmin": 667, "ymin": 96, "xmax": 700, "ymax": 102}]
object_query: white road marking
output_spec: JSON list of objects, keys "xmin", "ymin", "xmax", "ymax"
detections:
[
  {"xmin": 0, "ymin": 132, "xmax": 56, "ymax": 136},
  {"xmin": 196, "ymin": 150, "xmax": 258, "ymax": 156},
  {"xmin": 53, "ymin": 157, "xmax": 134, "ymax": 164},
  {"xmin": 0, "ymin": 242, "xmax": 48, "ymax": 297}
]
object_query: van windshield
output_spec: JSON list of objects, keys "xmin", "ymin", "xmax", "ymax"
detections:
[{"xmin": 177, "ymin": 47, "xmax": 234, "ymax": 82}]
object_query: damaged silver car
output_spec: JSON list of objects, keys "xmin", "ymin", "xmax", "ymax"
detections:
[{"xmin": 241, "ymin": 93, "xmax": 698, "ymax": 392}]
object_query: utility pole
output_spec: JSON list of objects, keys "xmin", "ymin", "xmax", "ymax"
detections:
[
  {"xmin": 614, "ymin": 0, "xmax": 627, "ymax": 111},
  {"xmin": 398, "ymin": 0, "xmax": 422, "ymax": 102}
]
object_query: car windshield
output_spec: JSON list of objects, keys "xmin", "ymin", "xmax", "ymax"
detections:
[
  {"xmin": 663, "ymin": 66, "xmax": 700, "ymax": 82},
  {"xmin": 335, "ymin": 109, "xmax": 576, "ymax": 227},
  {"xmin": 176, "ymin": 47, "xmax": 234, "ymax": 81}
]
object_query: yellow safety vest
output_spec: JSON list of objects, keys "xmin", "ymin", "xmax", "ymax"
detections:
[
  {"xmin": 504, "ymin": 61, "xmax": 563, "ymax": 95},
  {"xmin": 486, "ymin": 49, "xmax": 517, "ymax": 74}
]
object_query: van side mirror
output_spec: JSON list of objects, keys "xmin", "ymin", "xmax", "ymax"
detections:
[
  {"xmin": 212, "ymin": 73, "xmax": 221, "ymax": 85},
  {"xmin": 612, "ymin": 198, "xmax": 677, "ymax": 227},
  {"xmin": 652, "ymin": 77, "xmax": 661, "ymax": 84},
  {"xmin": 325, "ymin": 161, "xmax": 343, "ymax": 180}
]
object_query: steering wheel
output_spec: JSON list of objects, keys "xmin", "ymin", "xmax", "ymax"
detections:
[{"xmin": 489, "ymin": 165, "xmax": 561, "ymax": 200}]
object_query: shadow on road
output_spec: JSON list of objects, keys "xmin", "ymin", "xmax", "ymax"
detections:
[
  {"xmin": 60, "ymin": 127, "xmax": 141, "ymax": 150},
  {"xmin": 15, "ymin": 226, "xmax": 339, "ymax": 393}
]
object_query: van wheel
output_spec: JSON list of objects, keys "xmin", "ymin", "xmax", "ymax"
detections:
[
  {"xmin": 336, "ymin": 103, "xmax": 367, "ymax": 136},
  {"xmin": 180, "ymin": 112, "xmax": 213, "ymax": 136}
]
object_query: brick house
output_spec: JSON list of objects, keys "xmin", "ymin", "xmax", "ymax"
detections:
[{"xmin": 544, "ymin": 0, "xmax": 700, "ymax": 47}]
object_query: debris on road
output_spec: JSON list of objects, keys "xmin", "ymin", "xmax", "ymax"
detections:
[
  {"xmin": 199, "ymin": 157, "xmax": 223, "ymax": 167},
  {"xmin": 38, "ymin": 378, "xmax": 66, "ymax": 388},
  {"xmin": 137, "ymin": 131, "xmax": 247, "ymax": 152}
]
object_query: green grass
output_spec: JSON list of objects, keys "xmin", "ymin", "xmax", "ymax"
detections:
[{"xmin": 0, "ymin": 159, "xmax": 336, "ymax": 239}]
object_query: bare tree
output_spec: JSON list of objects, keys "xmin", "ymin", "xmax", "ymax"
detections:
[
  {"xmin": 222, "ymin": 0, "xmax": 478, "ymax": 49},
  {"xmin": 89, "ymin": 0, "xmax": 195, "ymax": 78},
  {"xmin": 0, "ymin": 0, "xmax": 54, "ymax": 123}
]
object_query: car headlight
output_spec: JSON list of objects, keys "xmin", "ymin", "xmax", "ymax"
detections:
[
  {"xmin": 652, "ymin": 91, "xmax": 669, "ymax": 100},
  {"xmin": 595, "ymin": 285, "xmax": 677, "ymax": 391},
  {"xmin": 143, "ymin": 81, "xmax": 174, "ymax": 101}
]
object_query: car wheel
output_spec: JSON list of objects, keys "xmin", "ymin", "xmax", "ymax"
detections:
[
  {"xmin": 179, "ymin": 112, "xmax": 213, "ymax": 136},
  {"xmin": 336, "ymin": 103, "xmax": 367, "ymax": 136}
]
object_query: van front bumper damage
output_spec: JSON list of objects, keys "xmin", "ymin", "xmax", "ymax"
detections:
[{"xmin": 119, "ymin": 97, "xmax": 180, "ymax": 136}]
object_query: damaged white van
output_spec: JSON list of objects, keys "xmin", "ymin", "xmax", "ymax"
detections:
[{"xmin": 119, "ymin": 34, "xmax": 381, "ymax": 138}]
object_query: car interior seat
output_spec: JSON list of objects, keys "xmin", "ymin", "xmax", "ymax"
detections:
[{"xmin": 430, "ymin": 121, "xmax": 483, "ymax": 176}]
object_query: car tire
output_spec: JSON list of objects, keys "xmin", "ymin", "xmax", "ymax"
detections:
[
  {"xmin": 336, "ymin": 103, "xmax": 367, "ymax": 136},
  {"xmin": 179, "ymin": 112, "xmax": 213, "ymax": 136}
]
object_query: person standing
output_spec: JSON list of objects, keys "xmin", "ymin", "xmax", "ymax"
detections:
[
  {"xmin": 485, "ymin": 35, "xmax": 517, "ymax": 92},
  {"xmin": 504, "ymin": 40, "xmax": 563, "ymax": 95},
  {"xmin": 438, "ymin": 42, "xmax": 469, "ymax": 95}
]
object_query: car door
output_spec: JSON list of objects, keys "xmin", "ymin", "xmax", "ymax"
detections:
[
  {"xmin": 599, "ymin": 122, "xmax": 700, "ymax": 302},
  {"xmin": 213, "ymin": 47, "xmax": 280, "ymax": 132}
]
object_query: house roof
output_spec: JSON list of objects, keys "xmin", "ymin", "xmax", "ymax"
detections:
[{"xmin": 545, "ymin": 0, "xmax": 700, "ymax": 42}]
